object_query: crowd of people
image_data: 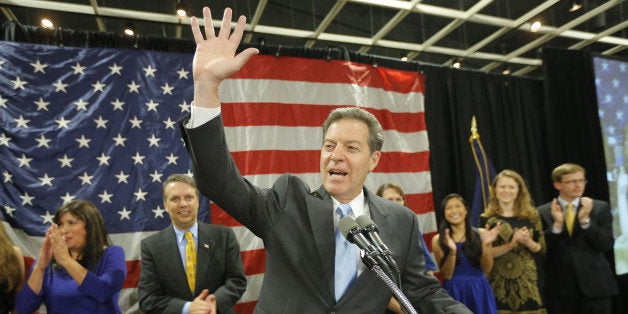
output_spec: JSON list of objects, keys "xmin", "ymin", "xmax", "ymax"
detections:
[{"xmin": 0, "ymin": 4, "xmax": 619, "ymax": 314}]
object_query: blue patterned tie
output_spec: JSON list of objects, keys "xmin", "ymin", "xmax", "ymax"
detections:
[{"xmin": 334, "ymin": 203, "xmax": 357, "ymax": 301}]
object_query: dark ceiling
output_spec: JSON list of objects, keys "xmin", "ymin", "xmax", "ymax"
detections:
[{"xmin": 1, "ymin": 0, "xmax": 627, "ymax": 78}]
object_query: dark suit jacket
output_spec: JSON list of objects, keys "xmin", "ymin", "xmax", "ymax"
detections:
[
  {"xmin": 138, "ymin": 222, "xmax": 247, "ymax": 314},
  {"xmin": 181, "ymin": 115, "xmax": 470, "ymax": 314},
  {"xmin": 538, "ymin": 199, "xmax": 618, "ymax": 298}
]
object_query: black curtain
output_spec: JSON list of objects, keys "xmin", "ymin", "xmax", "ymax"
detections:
[
  {"xmin": 541, "ymin": 47, "xmax": 609, "ymax": 201},
  {"xmin": 422, "ymin": 66, "xmax": 550, "ymax": 222}
]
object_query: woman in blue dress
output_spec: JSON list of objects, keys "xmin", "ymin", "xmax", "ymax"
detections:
[
  {"xmin": 16, "ymin": 200, "xmax": 127, "ymax": 314},
  {"xmin": 432, "ymin": 193, "xmax": 499, "ymax": 314}
]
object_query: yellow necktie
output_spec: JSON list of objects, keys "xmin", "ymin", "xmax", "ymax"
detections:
[
  {"xmin": 184, "ymin": 231, "xmax": 196, "ymax": 293},
  {"xmin": 565, "ymin": 204, "xmax": 575, "ymax": 236}
]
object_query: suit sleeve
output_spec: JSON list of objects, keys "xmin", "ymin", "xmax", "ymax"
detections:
[
  {"xmin": 213, "ymin": 227, "xmax": 247, "ymax": 313},
  {"xmin": 77, "ymin": 246, "xmax": 127, "ymax": 302},
  {"xmin": 582, "ymin": 201, "xmax": 615, "ymax": 252},
  {"xmin": 403, "ymin": 215, "xmax": 472, "ymax": 313},
  {"xmin": 138, "ymin": 238, "xmax": 187, "ymax": 314}
]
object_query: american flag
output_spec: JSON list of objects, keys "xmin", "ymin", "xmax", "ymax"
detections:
[
  {"xmin": 0, "ymin": 41, "xmax": 436, "ymax": 313},
  {"xmin": 593, "ymin": 56, "xmax": 628, "ymax": 275}
]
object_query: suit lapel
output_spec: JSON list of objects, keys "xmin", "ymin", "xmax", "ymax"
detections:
[
  {"xmin": 160, "ymin": 227, "xmax": 192, "ymax": 296},
  {"xmin": 195, "ymin": 224, "xmax": 214, "ymax": 294},
  {"xmin": 367, "ymin": 191, "xmax": 394, "ymax": 250},
  {"xmin": 309, "ymin": 186, "xmax": 335, "ymax": 300}
]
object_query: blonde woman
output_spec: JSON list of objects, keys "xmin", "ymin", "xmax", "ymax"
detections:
[
  {"xmin": 0, "ymin": 221, "xmax": 25, "ymax": 314},
  {"xmin": 479, "ymin": 170, "xmax": 546, "ymax": 313}
]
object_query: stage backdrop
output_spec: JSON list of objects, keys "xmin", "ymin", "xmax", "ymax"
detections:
[{"xmin": 0, "ymin": 41, "xmax": 434, "ymax": 313}]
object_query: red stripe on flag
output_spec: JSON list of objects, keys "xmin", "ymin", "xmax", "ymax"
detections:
[
  {"xmin": 234, "ymin": 301, "xmax": 258, "ymax": 314},
  {"xmin": 241, "ymin": 249, "xmax": 266, "ymax": 275},
  {"xmin": 230, "ymin": 151, "xmax": 430, "ymax": 175},
  {"xmin": 124, "ymin": 260, "xmax": 140, "ymax": 288},
  {"xmin": 232, "ymin": 55, "xmax": 425, "ymax": 93},
  {"xmin": 222, "ymin": 103, "xmax": 426, "ymax": 132},
  {"xmin": 423, "ymin": 231, "xmax": 437, "ymax": 252},
  {"xmin": 405, "ymin": 193, "xmax": 435, "ymax": 215}
]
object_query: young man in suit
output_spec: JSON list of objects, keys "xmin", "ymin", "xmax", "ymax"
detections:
[
  {"xmin": 538, "ymin": 163, "xmax": 618, "ymax": 314},
  {"xmin": 179, "ymin": 6, "xmax": 470, "ymax": 313},
  {"xmin": 138, "ymin": 174, "xmax": 246, "ymax": 314}
]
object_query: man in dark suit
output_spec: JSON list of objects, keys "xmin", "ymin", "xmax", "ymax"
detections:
[
  {"xmin": 179, "ymin": 6, "xmax": 471, "ymax": 313},
  {"xmin": 538, "ymin": 163, "xmax": 618, "ymax": 314},
  {"xmin": 138, "ymin": 174, "xmax": 247, "ymax": 314}
]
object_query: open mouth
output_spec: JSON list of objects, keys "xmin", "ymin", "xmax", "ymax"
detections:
[{"xmin": 329, "ymin": 170, "xmax": 347, "ymax": 178}]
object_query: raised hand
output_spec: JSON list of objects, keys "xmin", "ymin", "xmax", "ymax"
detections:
[
  {"xmin": 35, "ymin": 226, "xmax": 54, "ymax": 269},
  {"xmin": 48, "ymin": 223, "xmax": 73, "ymax": 266},
  {"xmin": 578, "ymin": 197, "xmax": 593, "ymax": 222},
  {"xmin": 483, "ymin": 223, "xmax": 501, "ymax": 245},
  {"xmin": 444, "ymin": 228, "xmax": 457, "ymax": 251},
  {"xmin": 190, "ymin": 7, "xmax": 259, "ymax": 108},
  {"xmin": 550, "ymin": 198, "xmax": 564, "ymax": 228}
]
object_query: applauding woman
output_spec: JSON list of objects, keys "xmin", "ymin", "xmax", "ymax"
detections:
[
  {"xmin": 479, "ymin": 170, "xmax": 546, "ymax": 313},
  {"xmin": 432, "ymin": 193, "xmax": 499, "ymax": 314},
  {"xmin": 16, "ymin": 200, "xmax": 127, "ymax": 314}
]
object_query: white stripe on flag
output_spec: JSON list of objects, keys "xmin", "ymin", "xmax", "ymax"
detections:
[{"xmin": 221, "ymin": 79, "xmax": 425, "ymax": 112}]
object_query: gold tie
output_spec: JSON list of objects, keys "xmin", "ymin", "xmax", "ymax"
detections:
[
  {"xmin": 565, "ymin": 204, "xmax": 575, "ymax": 236},
  {"xmin": 184, "ymin": 231, "xmax": 197, "ymax": 293}
]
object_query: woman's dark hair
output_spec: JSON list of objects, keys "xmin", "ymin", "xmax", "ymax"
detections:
[
  {"xmin": 53, "ymin": 200, "xmax": 111, "ymax": 270},
  {"xmin": 437, "ymin": 193, "xmax": 482, "ymax": 268}
]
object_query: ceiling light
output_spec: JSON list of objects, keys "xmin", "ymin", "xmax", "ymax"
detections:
[
  {"xmin": 452, "ymin": 60, "xmax": 461, "ymax": 69},
  {"xmin": 569, "ymin": 0, "xmax": 583, "ymax": 12},
  {"xmin": 401, "ymin": 55, "xmax": 408, "ymax": 62},
  {"xmin": 40, "ymin": 18, "xmax": 54, "ymax": 29},
  {"xmin": 123, "ymin": 21, "xmax": 136, "ymax": 37},
  {"xmin": 501, "ymin": 65, "xmax": 511, "ymax": 75},
  {"xmin": 530, "ymin": 21, "xmax": 542, "ymax": 32},
  {"xmin": 176, "ymin": 1, "xmax": 188, "ymax": 18}
]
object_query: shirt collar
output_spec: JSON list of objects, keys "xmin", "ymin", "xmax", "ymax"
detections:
[
  {"xmin": 557, "ymin": 196, "xmax": 580, "ymax": 208},
  {"xmin": 331, "ymin": 190, "xmax": 366, "ymax": 217},
  {"xmin": 173, "ymin": 221, "xmax": 199, "ymax": 245}
]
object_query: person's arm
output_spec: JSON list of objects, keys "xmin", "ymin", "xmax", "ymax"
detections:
[
  {"xmin": 138, "ymin": 238, "xmax": 188, "ymax": 313},
  {"xmin": 76, "ymin": 246, "xmax": 127, "ymax": 302},
  {"xmin": 15, "ymin": 261, "xmax": 46, "ymax": 314},
  {"xmin": 431, "ymin": 233, "xmax": 456, "ymax": 279},
  {"xmin": 212, "ymin": 227, "xmax": 247, "ymax": 312},
  {"xmin": 580, "ymin": 200, "xmax": 615, "ymax": 252},
  {"xmin": 418, "ymin": 229, "xmax": 437, "ymax": 273},
  {"xmin": 479, "ymin": 225, "xmax": 499, "ymax": 274},
  {"xmin": 490, "ymin": 237, "xmax": 518, "ymax": 258},
  {"xmin": 402, "ymin": 215, "xmax": 472, "ymax": 313},
  {"xmin": 24, "ymin": 227, "xmax": 53, "ymax": 294}
]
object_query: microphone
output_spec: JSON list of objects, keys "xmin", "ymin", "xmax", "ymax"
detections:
[
  {"xmin": 355, "ymin": 215, "xmax": 401, "ymax": 286},
  {"xmin": 338, "ymin": 216, "xmax": 395, "ymax": 278}
]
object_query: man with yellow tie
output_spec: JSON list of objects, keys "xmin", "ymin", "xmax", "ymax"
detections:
[
  {"xmin": 139, "ymin": 174, "xmax": 247, "ymax": 314},
  {"xmin": 538, "ymin": 163, "xmax": 618, "ymax": 314}
]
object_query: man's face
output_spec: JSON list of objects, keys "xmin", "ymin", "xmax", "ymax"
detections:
[
  {"xmin": 554, "ymin": 171, "xmax": 586, "ymax": 201},
  {"xmin": 164, "ymin": 181, "xmax": 199, "ymax": 229},
  {"xmin": 320, "ymin": 119, "xmax": 380, "ymax": 203}
]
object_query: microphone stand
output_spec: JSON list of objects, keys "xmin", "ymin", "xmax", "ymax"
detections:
[
  {"xmin": 371, "ymin": 264, "xmax": 418, "ymax": 314},
  {"xmin": 362, "ymin": 255, "xmax": 419, "ymax": 314}
]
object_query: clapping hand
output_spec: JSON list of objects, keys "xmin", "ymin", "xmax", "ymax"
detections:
[
  {"xmin": 190, "ymin": 289, "xmax": 217, "ymax": 314},
  {"xmin": 483, "ymin": 223, "xmax": 501, "ymax": 245}
]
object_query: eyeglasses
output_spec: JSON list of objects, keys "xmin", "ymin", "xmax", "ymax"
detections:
[{"xmin": 560, "ymin": 179, "xmax": 587, "ymax": 185}]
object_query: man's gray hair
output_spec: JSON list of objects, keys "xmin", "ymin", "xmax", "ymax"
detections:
[{"xmin": 322, "ymin": 107, "xmax": 384, "ymax": 153}]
